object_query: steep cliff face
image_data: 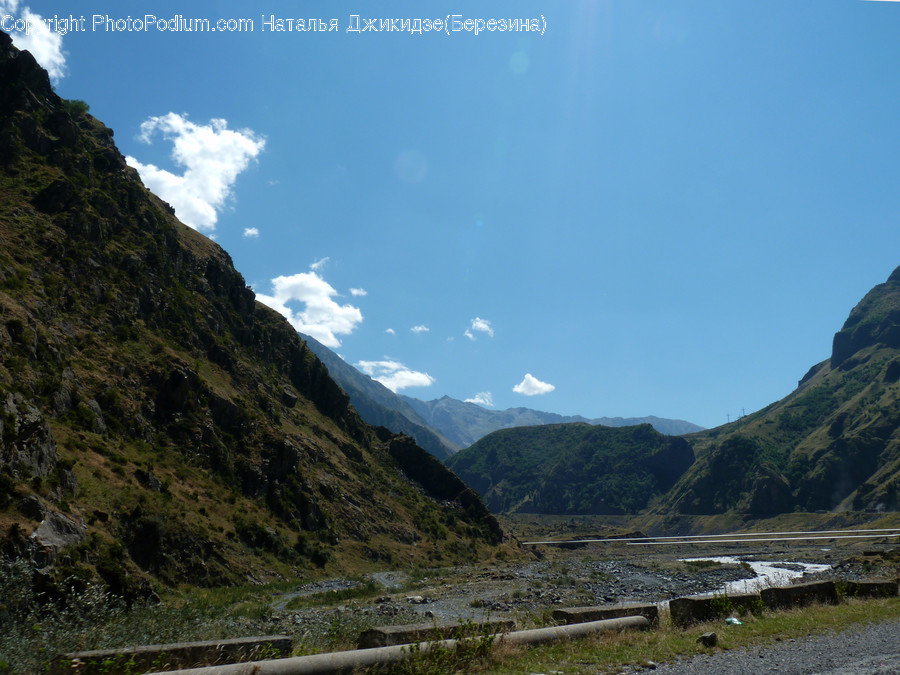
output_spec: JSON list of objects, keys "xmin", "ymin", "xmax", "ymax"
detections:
[
  {"xmin": 830, "ymin": 270, "xmax": 900, "ymax": 368},
  {"xmin": 658, "ymin": 265, "xmax": 900, "ymax": 515},
  {"xmin": 0, "ymin": 30, "xmax": 501, "ymax": 595}
]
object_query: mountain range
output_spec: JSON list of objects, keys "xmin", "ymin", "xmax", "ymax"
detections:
[
  {"xmin": 5, "ymin": 24, "xmax": 898, "ymax": 595},
  {"xmin": 0, "ymin": 30, "xmax": 501, "ymax": 597},
  {"xmin": 299, "ymin": 334, "xmax": 703, "ymax": 455},
  {"xmin": 401, "ymin": 395, "xmax": 704, "ymax": 448},
  {"xmin": 299, "ymin": 333, "xmax": 459, "ymax": 459},
  {"xmin": 449, "ymin": 266, "xmax": 900, "ymax": 516}
]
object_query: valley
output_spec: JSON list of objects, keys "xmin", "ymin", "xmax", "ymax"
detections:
[
  {"xmin": 5, "ymin": 16, "xmax": 900, "ymax": 674},
  {"xmin": 5, "ymin": 512, "xmax": 900, "ymax": 672}
]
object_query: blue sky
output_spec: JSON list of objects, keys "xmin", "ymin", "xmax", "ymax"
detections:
[{"xmin": 4, "ymin": 0, "xmax": 900, "ymax": 429}]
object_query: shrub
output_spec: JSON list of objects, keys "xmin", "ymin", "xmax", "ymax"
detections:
[{"xmin": 63, "ymin": 99, "xmax": 90, "ymax": 116}]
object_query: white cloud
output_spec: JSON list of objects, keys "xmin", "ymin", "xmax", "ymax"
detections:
[
  {"xmin": 255, "ymin": 265, "xmax": 363, "ymax": 348},
  {"xmin": 310, "ymin": 257, "xmax": 330, "ymax": 271},
  {"xmin": 465, "ymin": 392, "xmax": 494, "ymax": 407},
  {"xmin": 411, "ymin": 325, "xmax": 430, "ymax": 334},
  {"xmin": 350, "ymin": 288, "xmax": 367, "ymax": 297},
  {"xmin": 125, "ymin": 113, "xmax": 265, "ymax": 233},
  {"xmin": 1, "ymin": 0, "xmax": 67, "ymax": 81},
  {"xmin": 465, "ymin": 317, "xmax": 494, "ymax": 340},
  {"xmin": 385, "ymin": 328, "xmax": 396, "ymax": 335},
  {"xmin": 243, "ymin": 227, "xmax": 259, "ymax": 238},
  {"xmin": 513, "ymin": 373, "xmax": 555, "ymax": 396},
  {"xmin": 355, "ymin": 359, "xmax": 435, "ymax": 392}
]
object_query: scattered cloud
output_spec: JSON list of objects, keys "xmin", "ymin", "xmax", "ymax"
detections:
[
  {"xmin": 465, "ymin": 392, "xmax": 494, "ymax": 407},
  {"xmin": 355, "ymin": 359, "xmax": 435, "ymax": 392},
  {"xmin": 385, "ymin": 328, "xmax": 396, "ymax": 335},
  {"xmin": 255, "ymin": 264, "xmax": 362, "ymax": 348},
  {"xmin": 464, "ymin": 317, "xmax": 494, "ymax": 340},
  {"xmin": 411, "ymin": 325, "xmax": 430, "ymax": 334},
  {"xmin": 125, "ymin": 113, "xmax": 265, "ymax": 233},
  {"xmin": 243, "ymin": 227, "xmax": 259, "ymax": 238},
  {"xmin": 350, "ymin": 288, "xmax": 367, "ymax": 297},
  {"xmin": 513, "ymin": 373, "xmax": 555, "ymax": 396},
  {"xmin": 310, "ymin": 257, "xmax": 330, "ymax": 271},
  {"xmin": 1, "ymin": 0, "xmax": 67, "ymax": 81}
]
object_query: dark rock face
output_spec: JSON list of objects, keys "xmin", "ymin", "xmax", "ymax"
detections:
[
  {"xmin": 388, "ymin": 435, "xmax": 503, "ymax": 544},
  {"xmin": 0, "ymin": 393, "xmax": 58, "ymax": 479},
  {"xmin": 831, "ymin": 268, "xmax": 900, "ymax": 368}
]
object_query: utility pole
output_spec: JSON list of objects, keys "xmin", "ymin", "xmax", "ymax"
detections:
[{"xmin": 726, "ymin": 413, "xmax": 730, "ymax": 423}]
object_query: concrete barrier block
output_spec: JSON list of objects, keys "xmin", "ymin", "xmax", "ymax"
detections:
[
  {"xmin": 669, "ymin": 592, "xmax": 761, "ymax": 627},
  {"xmin": 552, "ymin": 602, "xmax": 659, "ymax": 627},
  {"xmin": 840, "ymin": 579, "xmax": 899, "ymax": 599},
  {"xmin": 760, "ymin": 580, "xmax": 838, "ymax": 610},
  {"xmin": 357, "ymin": 619, "xmax": 515, "ymax": 649},
  {"xmin": 50, "ymin": 635, "xmax": 291, "ymax": 674}
]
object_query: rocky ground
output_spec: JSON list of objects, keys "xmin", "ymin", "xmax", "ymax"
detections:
[{"xmin": 258, "ymin": 543, "xmax": 900, "ymax": 650}]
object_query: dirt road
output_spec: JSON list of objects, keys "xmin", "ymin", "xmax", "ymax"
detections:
[{"xmin": 652, "ymin": 618, "xmax": 900, "ymax": 674}]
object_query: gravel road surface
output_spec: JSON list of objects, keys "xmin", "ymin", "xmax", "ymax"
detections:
[{"xmin": 652, "ymin": 618, "xmax": 900, "ymax": 674}]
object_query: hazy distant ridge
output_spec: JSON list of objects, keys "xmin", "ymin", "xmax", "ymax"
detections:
[{"xmin": 401, "ymin": 395, "xmax": 704, "ymax": 448}]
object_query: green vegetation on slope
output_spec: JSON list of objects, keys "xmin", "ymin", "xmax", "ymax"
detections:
[
  {"xmin": 657, "ymin": 268, "xmax": 900, "ymax": 515},
  {"xmin": 447, "ymin": 423, "xmax": 694, "ymax": 514},
  {"xmin": 0, "ymin": 29, "xmax": 502, "ymax": 603}
]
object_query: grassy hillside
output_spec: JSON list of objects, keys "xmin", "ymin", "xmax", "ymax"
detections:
[
  {"xmin": 0, "ymin": 30, "xmax": 502, "ymax": 601},
  {"xmin": 447, "ymin": 423, "xmax": 694, "ymax": 514},
  {"xmin": 655, "ymin": 266, "xmax": 900, "ymax": 515}
]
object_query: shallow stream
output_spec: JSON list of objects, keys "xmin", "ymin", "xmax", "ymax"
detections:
[{"xmin": 681, "ymin": 555, "xmax": 832, "ymax": 595}]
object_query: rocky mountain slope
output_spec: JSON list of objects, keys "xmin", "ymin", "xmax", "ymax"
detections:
[
  {"xmin": 402, "ymin": 395, "xmax": 703, "ymax": 448},
  {"xmin": 0, "ymin": 30, "xmax": 501, "ymax": 598},
  {"xmin": 654, "ymin": 265, "xmax": 900, "ymax": 516},
  {"xmin": 447, "ymin": 423, "xmax": 694, "ymax": 514},
  {"xmin": 299, "ymin": 333, "xmax": 459, "ymax": 459}
]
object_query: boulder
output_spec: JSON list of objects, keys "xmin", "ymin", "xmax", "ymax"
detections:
[
  {"xmin": 697, "ymin": 632, "xmax": 718, "ymax": 647},
  {"xmin": 31, "ymin": 511, "xmax": 86, "ymax": 551}
]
